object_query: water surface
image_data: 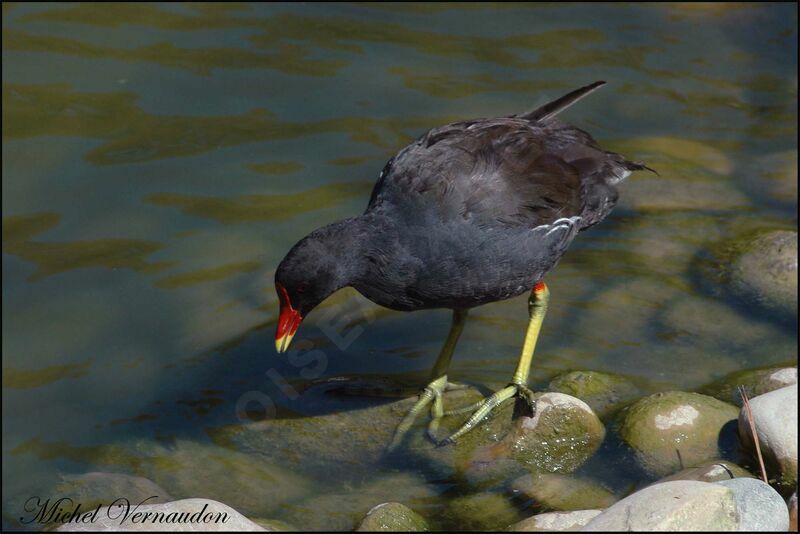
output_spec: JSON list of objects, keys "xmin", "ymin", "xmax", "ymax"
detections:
[{"xmin": 2, "ymin": 2, "xmax": 797, "ymax": 530}]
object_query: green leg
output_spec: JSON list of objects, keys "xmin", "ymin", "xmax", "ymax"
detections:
[
  {"xmin": 440, "ymin": 282, "xmax": 550, "ymax": 446},
  {"xmin": 388, "ymin": 309, "xmax": 468, "ymax": 451}
]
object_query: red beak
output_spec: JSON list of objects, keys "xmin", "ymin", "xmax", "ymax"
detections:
[{"xmin": 275, "ymin": 283, "xmax": 302, "ymax": 353}]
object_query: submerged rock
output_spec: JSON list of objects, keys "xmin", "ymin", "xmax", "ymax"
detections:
[
  {"xmin": 657, "ymin": 460, "xmax": 753, "ymax": 484},
  {"xmin": 619, "ymin": 391, "xmax": 738, "ymax": 477},
  {"xmin": 356, "ymin": 502, "xmax": 429, "ymax": 532},
  {"xmin": 57, "ymin": 498, "xmax": 266, "ymax": 531},
  {"xmin": 738, "ymin": 384, "xmax": 798, "ymax": 491},
  {"xmin": 442, "ymin": 491, "xmax": 522, "ymax": 532},
  {"xmin": 730, "ymin": 230, "xmax": 798, "ymax": 318},
  {"xmin": 127, "ymin": 440, "xmax": 312, "ymax": 518},
  {"xmin": 702, "ymin": 366, "xmax": 797, "ymax": 406},
  {"xmin": 282, "ymin": 471, "xmax": 442, "ymax": 531},
  {"xmin": 617, "ymin": 177, "xmax": 748, "ymax": 212},
  {"xmin": 748, "ymin": 150, "xmax": 798, "ymax": 211},
  {"xmin": 510, "ymin": 473, "xmax": 616, "ymax": 511},
  {"xmin": 507, "ymin": 509, "xmax": 602, "ymax": 531},
  {"xmin": 55, "ymin": 472, "xmax": 172, "ymax": 510},
  {"xmin": 582, "ymin": 479, "xmax": 788, "ymax": 531},
  {"xmin": 547, "ymin": 370, "xmax": 641, "ymax": 419}
]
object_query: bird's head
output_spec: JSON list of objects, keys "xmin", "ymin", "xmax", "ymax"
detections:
[{"xmin": 274, "ymin": 221, "xmax": 362, "ymax": 353}]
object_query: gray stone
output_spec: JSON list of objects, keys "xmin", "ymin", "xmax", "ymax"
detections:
[
  {"xmin": 702, "ymin": 366, "xmax": 797, "ymax": 407},
  {"xmin": 508, "ymin": 510, "xmax": 602, "ymax": 531},
  {"xmin": 511, "ymin": 473, "xmax": 617, "ymax": 511},
  {"xmin": 581, "ymin": 480, "xmax": 738, "ymax": 531},
  {"xmin": 730, "ymin": 230, "xmax": 798, "ymax": 317},
  {"xmin": 356, "ymin": 502, "xmax": 429, "ymax": 531},
  {"xmin": 547, "ymin": 371, "xmax": 641, "ymax": 419},
  {"xmin": 738, "ymin": 384, "xmax": 798, "ymax": 490},
  {"xmin": 716, "ymin": 478, "xmax": 789, "ymax": 531},
  {"xmin": 619, "ymin": 391, "xmax": 739, "ymax": 477},
  {"xmin": 57, "ymin": 498, "xmax": 266, "ymax": 531},
  {"xmin": 657, "ymin": 460, "xmax": 754, "ymax": 484}
]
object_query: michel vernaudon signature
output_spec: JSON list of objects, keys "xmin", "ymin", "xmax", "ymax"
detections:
[{"xmin": 20, "ymin": 496, "xmax": 230, "ymax": 526}]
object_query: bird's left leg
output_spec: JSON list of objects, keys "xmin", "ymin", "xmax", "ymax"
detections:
[
  {"xmin": 440, "ymin": 281, "xmax": 549, "ymax": 445},
  {"xmin": 388, "ymin": 308, "xmax": 469, "ymax": 451}
]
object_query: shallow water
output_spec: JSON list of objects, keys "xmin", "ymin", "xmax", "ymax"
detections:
[{"xmin": 2, "ymin": 2, "xmax": 797, "ymax": 530}]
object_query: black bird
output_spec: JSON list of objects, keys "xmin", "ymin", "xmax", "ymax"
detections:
[{"xmin": 275, "ymin": 81, "xmax": 650, "ymax": 447}]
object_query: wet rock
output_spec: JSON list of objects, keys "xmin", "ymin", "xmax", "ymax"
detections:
[
  {"xmin": 738, "ymin": 384, "xmax": 798, "ymax": 491},
  {"xmin": 442, "ymin": 491, "xmax": 522, "ymax": 531},
  {"xmin": 56, "ymin": 472, "xmax": 172, "ymax": 510},
  {"xmin": 460, "ymin": 393, "xmax": 605, "ymax": 488},
  {"xmin": 702, "ymin": 366, "xmax": 797, "ymax": 406},
  {"xmin": 716, "ymin": 478, "xmax": 790, "ymax": 531},
  {"xmin": 657, "ymin": 460, "xmax": 754, "ymax": 484},
  {"xmin": 547, "ymin": 371, "xmax": 641, "ymax": 419},
  {"xmin": 583, "ymin": 478, "xmax": 788, "ymax": 531},
  {"xmin": 356, "ymin": 502, "xmax": 429, "ymax": 531},
  {"xmin": 128, "ymin": 440, "xmax": 312, "ymax": 518},
  {"xmin": 57, "ymin": 498, "xmax": 266, "ymax": 531},
  {"xmin": 511, "ymin": 473, "xmax": 616, "ymax": 511},
  {"xmin": 283, "ymin": 472, "xmax": 442, "ymax": 531},
  {"xmin": 507, "ymin": 510, "xmax": 602, "ymax": 531},
  {"xmin": 730, "ymin": 230, "xmax": 798, "ymax": 317},
  {"xmin": 619, "ymin": 391, "xmax": 739, "ymax": 477},
  {"xmin": 582, "ymin": 480, "xmax": 738, "ymax": 531},
  {"xmin": 219, "ymin": 384, "xmax": 486, "ymax": 482}
]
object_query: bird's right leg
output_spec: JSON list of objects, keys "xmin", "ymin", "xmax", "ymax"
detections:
[{"xmin": 387, "ymin": 308, "xmax": 468, "ymax": 451}]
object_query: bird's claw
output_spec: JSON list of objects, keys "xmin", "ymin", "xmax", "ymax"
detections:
[
  {"xmin": 438, "ymin": 383, "xmax": 536, "ymax": 446},
  {"xmin": 387, "ymin": 376, "xmax": 465, "ymax": 451}
]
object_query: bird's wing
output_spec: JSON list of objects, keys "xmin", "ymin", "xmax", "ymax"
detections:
[{"xmin": 366, "ymin": 118, "xmax": 586, "ymax": 229}]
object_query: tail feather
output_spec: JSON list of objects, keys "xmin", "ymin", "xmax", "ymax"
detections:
[{"xmin": 519, "ymin": 81, "xmax": 607, "ymax": 122}]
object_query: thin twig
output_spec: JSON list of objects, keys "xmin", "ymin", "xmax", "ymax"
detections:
[{"xmin": 739, "ymin": 385, "xmax": 768, "ymax": 484}]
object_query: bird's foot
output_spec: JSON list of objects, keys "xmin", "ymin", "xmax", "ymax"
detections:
[
  {"xmin": 387, "ymin": 375, "xmax": 468, "ymax": 452},
  {"xmin": 438, "ymin": 382, "xmax": 536, "ymax": 446}
]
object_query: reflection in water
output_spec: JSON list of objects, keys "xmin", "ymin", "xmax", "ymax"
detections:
[
  {"xmin": 155, "ymin": 260, "xmax": 260, "ymax": 288},
  {"xmin": 2, "ymin": 30, "xmax": 347, "ymax": 77},
  {"xmin": 3, "ymin": 212, "xmax": 171, "ymax": 281},
  {"xmin": 2, "ymin": 359, "xmax": 93, "ymax": 389},
  {"xmin": 247, "ymin": 161, "xmax": 304, "ymax": 175},
  {"xmin": 3, "ymin": 84, "xmax": 453, "ymax": 164},
  {"xmin": 144, "ymin": 181, "xmax": 374, "ymax": 224}
]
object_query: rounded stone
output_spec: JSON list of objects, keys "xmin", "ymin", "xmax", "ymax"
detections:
[
  {"xmin": 507, "ymin": 509, "xmax": 602, "ymax": 531},
  {"xmin": 657, "ymin": 460, "xmax": 754, "ymax": 484},
  {"xmin": 716, "ymin": 478, "xmax": 789, "ymax": 531},
  {"xmin": 730, "ymin": 230, "xmax": 798, "ymax": 317},
  {"xmin": 738, "ymin": 384, "xmax": 798, "ymax": 491},
  {"xmin": 702, "ymin": 366, "xmax": 797, "ymax": 406},
  {"xmin": 582, "ymin": 480, "xmax": 738, "ymax": 531},
  {"xmin": 356, "ymin": 502, "xmax": 429, "ymax": 532},
  {"xmin": 458, "ymin": 393, "xmax": 605, "ymax": 487},
  {"xmin": 619, "ymin": 391, "xmax": 739, "ymax": 477},
  {"xmin": 547, "ymin": 370, "xmax": 641, "ymax": 419}
]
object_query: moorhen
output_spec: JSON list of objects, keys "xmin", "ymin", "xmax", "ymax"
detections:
[{"xmin": 274, "ymin": 81, "xmax": 650, "ymax": 448}]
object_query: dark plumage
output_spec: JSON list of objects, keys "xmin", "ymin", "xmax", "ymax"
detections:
[{"xmin": 275, "ymin": 81, "xmax": 649, "ymax": 349}]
